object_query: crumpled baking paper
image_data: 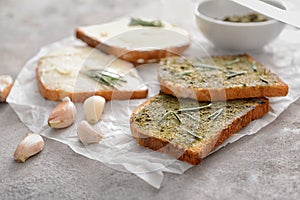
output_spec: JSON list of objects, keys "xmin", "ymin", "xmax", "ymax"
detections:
[{"xmin": 7, "ymin": 0, "xmax": 300, "ymax": 189}]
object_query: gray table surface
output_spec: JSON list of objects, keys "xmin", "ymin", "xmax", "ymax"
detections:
[{"xmin": 0, "ymin": 0, "xmax": 299, "ymax": 199}]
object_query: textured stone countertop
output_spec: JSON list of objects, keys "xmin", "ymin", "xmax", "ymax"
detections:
[{"xmin": 0, "ymin": 0, "xmax": 299, "ymax": 199}]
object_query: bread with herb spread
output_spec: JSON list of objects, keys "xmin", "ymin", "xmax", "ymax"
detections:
[
  {"xmin": 130, "ymin": 93, "xmax": 269, "ymax": 165},
  {"xmin": 76, "ymin": 18, "xmax": 190, "ymax": 65},
  {"xmin": 159, "ymin": 54, "xmax": 288, "ymax": 101},
  {"xmin": 36, "ymin": 46, "xmax": 148, "ymax": 102}
]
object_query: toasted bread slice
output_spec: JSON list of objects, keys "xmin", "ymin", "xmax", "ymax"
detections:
[
  {"xmin": 159, "ymin": 54, "xmax": 288, "ymax": 101},
  {"xmin": 36, "ymin": 46, "xmax": 148, "ymax": 102},
  {"xmin": 130, "ymin": 93, "xmax": 269, "ymax": 165},
  {"xmin": 76, "ymin": 18, "xmax": 190, "ymax": 65},
  {"xmin": 0, "ymin": 75, "xmax": 14, "ymax": 102}
]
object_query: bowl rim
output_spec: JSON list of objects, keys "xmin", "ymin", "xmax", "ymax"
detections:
[{"xmin": 194, "ymin": 0, "xmax": 284, "ymax": 27}]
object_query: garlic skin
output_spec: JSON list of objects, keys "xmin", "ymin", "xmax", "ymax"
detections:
[
  {"xmin": 77, "ymin": 120, "xmax": 103, "ymax": 145},
  {"xmin": 14, "ymin": 133, "xmax": 45, "ymax": 163},
  {"xmin": 48, "ymin": 97, "xmax": 77, "ymax": 128},
  {"xmin": 83, "ymin": 96, "xmax": 106, "ymax": 124}
]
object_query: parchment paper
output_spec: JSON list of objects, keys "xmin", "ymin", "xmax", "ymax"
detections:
[{"xmin": 7, "ymin": 0, "xmax": 300, "ymax": 189}]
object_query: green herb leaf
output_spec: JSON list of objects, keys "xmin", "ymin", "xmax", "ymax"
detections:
[
  {"xmin": 175, "ymin": 71, "xmax": 193, "ymax": 77},
  {"xmin": 172, "ymin": 112, "xmax": 182, "ymax": 124},
  {"xmin": 252, "ymin": 64, "xmax": 258, "ymax": 72},
  {"xmin": 82, "ymin": 69, "xmax": 127, "ymax": 88},
  {"xmin": 183, "ymin": 113, "xmax": 198, "ymax": 121},
  {"xmin": 226, "ymin": 71, "xmax": 246, "ymax": 79},
  {"xmin": 193, "ymin": 63, "xmax": 219, "ymax": 70},
  {"xmin": 128, "ymin": 18, "xmax": 163, "ymax": 27},
  {"xmin": 208, "ymin": 108, "xmax": 224, "ymax": 120},
  {"xmin": 259, "ymin": 76, "xmax": 269, "ymax": 84},
  {"xmin": 195, "ymin": 57, "xmax": 204, "ymax": 63},
  {"xmin": 225, "ymin": 58, "xmax": 240, "ymax": 66},
  {"xmin": 178, "ymin": 103, "xmax": 212, "ymax": 112},
  {"xmin": 181, "ymin": 128, "xmax": 203, "ymax": 140},
  {"xmin": 158, "ymin": 111, "xmax": 172, "ymax": 124}
]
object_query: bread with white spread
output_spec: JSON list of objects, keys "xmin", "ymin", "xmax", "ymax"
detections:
[
  {"xmin": 76, "ymin": 18, "xmax": 190, "ymax": 65},
  {"xmin": 36, "ymin": 46, "xmax": 148, "ymax": 102}
]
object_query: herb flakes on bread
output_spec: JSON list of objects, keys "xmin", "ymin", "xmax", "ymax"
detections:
[
  {"xmin": 36, "ymin": 46, "xmax": 148, "ymax": 102},
  {"xmin": 159, "ymin": 54, "xmax": 288, "ymax": 101},
  {"xmin": 130, "ymin": 93, "xmax": 270, "ymax": 165}
]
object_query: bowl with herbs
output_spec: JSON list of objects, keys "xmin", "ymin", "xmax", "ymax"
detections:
[{"xmin": 194, "ymin": 0, "xmax": 286, "ymax": 51}]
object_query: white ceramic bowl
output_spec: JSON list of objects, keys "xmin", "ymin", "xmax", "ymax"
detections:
[{"xmin": 194, "ymin": 0, "xmax": 286, "ymax": 51}]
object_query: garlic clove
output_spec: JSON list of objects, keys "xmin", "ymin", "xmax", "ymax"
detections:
[
  {"xmin": 83, "ymin": 96, "xmax": 106, "ymax": 124},
  {"xmin": 14, "ymin": 133, "xmax": 45, "ymax": 163},
  {"xmin": 0, "ymin": 75, "xmax": 14, "ymax": 102},
  {"xmin": 48, "ymin": 97, "xmax": 77, "ymax": 128},
  {"xmin": 77, "ymin": 120, "xmax": 103, "ymax": 145}
]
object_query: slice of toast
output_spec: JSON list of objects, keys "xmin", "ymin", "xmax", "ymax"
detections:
[
  {"xmin": 0, "ymin": 75, "xmax": 14, "ymax": 102},
  {"xmin": 159, "ymin": 54, "xmax": 288, "ymax": 101},
  {"xmin": 36, "ymin": 46, "xmax": 148, "ymax": 102},
  {"xmin": 130, "ymin": 93, "xmax": 269, "ymax": 165},
  {"xmin": 76, "ymin": 18, "xmax": 190, "ymax": 65}
]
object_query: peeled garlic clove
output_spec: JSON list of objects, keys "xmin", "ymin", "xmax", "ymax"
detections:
[
  {"xmin": 48, "ymin": 97, "xmax": 77, "ymax": 128},
  {"xmin": 14, "ymin": 133, "xmax": 45, "ymax": 163},
  {"xmin": 83, "ymin": 96, "xmax": 106, "ymax": 124},
  {"xmin": 77, "ymin": 120, "xmax": 103, "ymax": 145},
  {"xmin": 0, "ymin": 75, "xmax": 14, "ymax": 102}
]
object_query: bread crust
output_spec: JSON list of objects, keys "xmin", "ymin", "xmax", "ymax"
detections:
[
  {"xmin": 159, "ymin": 82, "xmax": 288, "ymax": 101},
  {"xmin": 130, "ymin": 95, "xmax": 270, "ymax": 165},
  {"xmin": 76, "ymin": 28, "xmax": 190, "ymax": 65},
  {"xmin": 159, "ymin": 54, "xmax": 289, "ymax": 101}
]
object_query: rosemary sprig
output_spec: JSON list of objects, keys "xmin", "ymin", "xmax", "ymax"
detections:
[
  {"xmin": 128, "ymin": 18, "xmax": 163, "ymax": 27},
  {"xmin": 226, "ymin": 70, "xmax": 247, "ymax": 79},
  {"xmin": 175, "ymin": 71, "xmax": 193, "ymax": 77},
  {"xmin": 178, "ymin": 103, "xmax": 212, "ymax": 112},
  {"xmin": 208, "ymin": 108, "xmax": 224, "ymax": 120},
  {"xmin": 172, "ymin": 112, "xmax": 182, "ymax": 124},
  {"xmin": 193, "ymin": 63, "xmax": 219, "ymax": 70},
  {"xmin": 158, "ymin": 111, "xmax": 172, "ymax": 124},
  {"xmin": 252, "ymin": 64, "xmax": 258, "ymax": 72},
  {"xmin": 183, "ymin": 113, "xmax": 198, "ymax": 121},
  {"xmin": 158, "ymin": 104, "xmax": 214, "ymax": 140},
  {"xmin": 259, "ymin": 76, "xmax": 269, "ymax": 84},
  {"xmin": 225, "ymin": 58, "xmax": 240, "ymax": 66},
  {"xmin": 89, "ymin": 69, "xmax": 126, "ymax": 81},
  {"xmin": 195, "ymin": 57, "xmax": 204, "ymax": 62},
  {"xmin": 82, "ymin": 69, "xmax": 127, "ymax": 88},
  {"xmin": 158, "ymin": 103, "xmax": 211, "ymax": 124},
  {"xmin": 181, "ymin": 128, "xmax": 203, "ymax": 140},
  {"xmin": 158, "ymin": 111, "xmax": 182, "ymax": 124}
]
